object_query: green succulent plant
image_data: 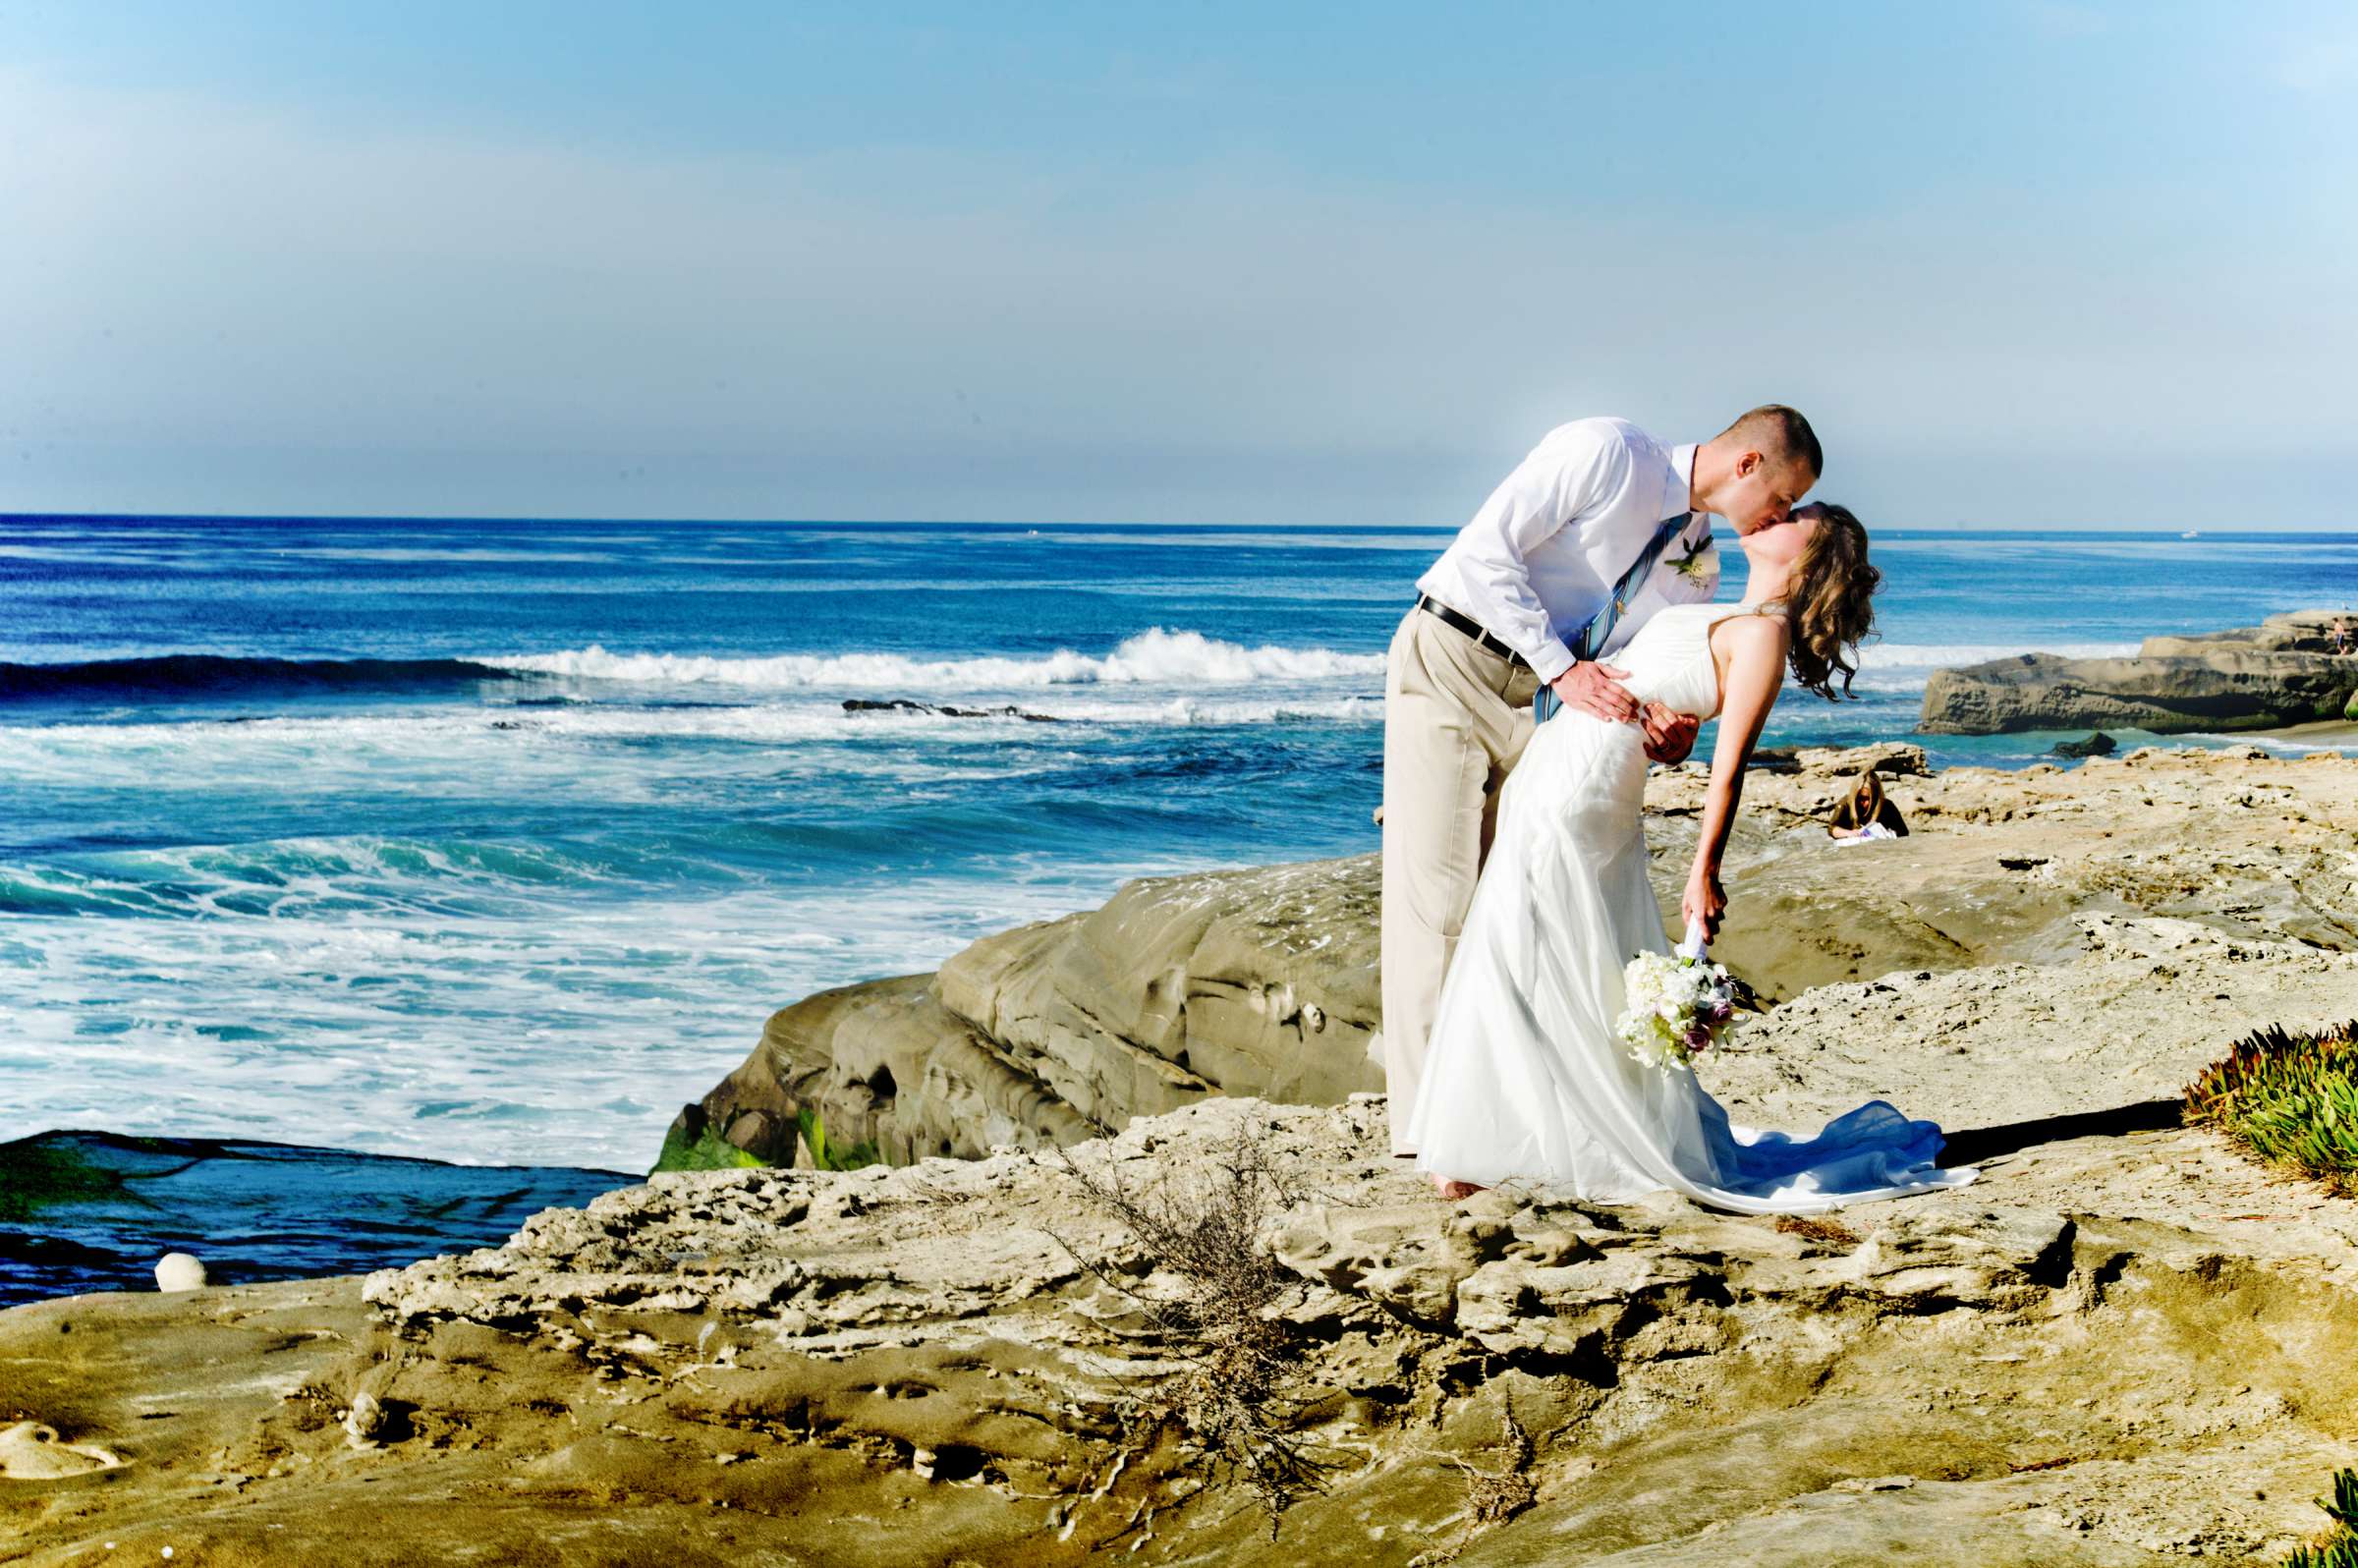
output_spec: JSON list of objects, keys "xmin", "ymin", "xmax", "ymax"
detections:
[
  {"xmin": 2185, "ymin": 1021, "xmax": 2358, "ymax": 1196},
  {"xmin": 2282, "ymin": 1468, "xmax": 2358, "ymax": 1567}
]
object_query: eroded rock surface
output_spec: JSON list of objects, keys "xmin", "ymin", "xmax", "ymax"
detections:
[
  {"xmin": 1648, "ymin": 741, "xmax": 2358, "ymax": 1000},
  {"xmin": 680, "ymin": 852, "xmax": 1382, "ymax": 1169},
  {"xmin": 12, "ymin": 1062, "xmax": 2358, "ymax": 1564}
]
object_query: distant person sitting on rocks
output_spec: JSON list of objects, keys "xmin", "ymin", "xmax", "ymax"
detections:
[
  {"xmin": 2332, "ymin": 617, "xmax": 2352, "ymax": 655},
  {"xmin": 1827, "ymin": 767, "xmax": 1908, "ymax": 842}
]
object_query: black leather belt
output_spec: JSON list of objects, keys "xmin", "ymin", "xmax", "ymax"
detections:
[{"xmin": 1417, "ymin": 594, "xmax": 1530, "ymax": 670}]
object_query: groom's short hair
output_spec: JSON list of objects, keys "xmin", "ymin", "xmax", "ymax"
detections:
[{"xmin": 1720, "ymin": 405, "xmax": 1823, "ymax": 479}]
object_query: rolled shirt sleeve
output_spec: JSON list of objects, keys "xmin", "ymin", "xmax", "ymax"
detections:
[{"xmin": 1444, "ymin": 425, "xmax": 1628, "ymax": 684}]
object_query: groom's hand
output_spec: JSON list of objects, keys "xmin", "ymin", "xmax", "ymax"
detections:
[
  {"xmin": 1640, "ymin": 702, "xmax": 1700, "ymax": 765},
  {"xmin": 1550, "ymin": 660, "xmax": 1640, "ymax": 725}
]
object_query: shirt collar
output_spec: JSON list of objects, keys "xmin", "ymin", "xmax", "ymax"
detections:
[{"xmin": 1668, "ymin": 443, "xmax": 1700, "ymax": 518}]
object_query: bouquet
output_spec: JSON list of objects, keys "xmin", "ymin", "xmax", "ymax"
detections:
[{"xmin": 1616, "ymin": 922, "xmax": 1740, "ymax": 1073}]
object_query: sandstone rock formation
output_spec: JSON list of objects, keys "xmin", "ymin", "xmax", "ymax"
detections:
[
  {"xmin": 14, "ymin": 1020, "xmax": 2358, "ymax": 1562},
  {"xmin": 1920, "ymin": 609, "xmax": 2358, "ymax": 735},
  {"xmin": 674, "ymin": 853, "xmax": 1382, "ymax": 1169},
  {"xmin": 675, "ymin": 745, "xmax": 2358, "ymax": 1169},
  {"xmin": 2051, "ymin": 730, "xmax": 2115, "ymax": 757}
]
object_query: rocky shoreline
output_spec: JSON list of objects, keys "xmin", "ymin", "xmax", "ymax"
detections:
[
  {"xmin": 1920, "ymin": 608, "xmax": 2358, "ymax": 736},
  {"xmin": 7, "ymin": 745, "xmax": 2358, "ymax": 1564},
  {"xmin": 672, "ymin": 740, "xmax": 2358, "ymax": 1172}
]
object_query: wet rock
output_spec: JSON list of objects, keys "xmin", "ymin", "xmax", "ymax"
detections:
[
  {"xmin": 1922, "ymin": 609, "xmax": 2358, "ymax": 736},
  {"xmin": 841, "ymin": 698, "xmax": 1061, "ymax": 722}
]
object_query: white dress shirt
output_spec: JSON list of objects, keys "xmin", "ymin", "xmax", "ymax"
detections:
[{"xmin": 1416, "ymin": 418, "xmax": 1719, "ymax": 684}]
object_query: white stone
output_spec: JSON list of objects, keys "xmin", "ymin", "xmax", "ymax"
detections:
[
  {"xmin": 342, "ymin": 1391, "xmax": 385, "ymax": 1449},
  {"xmin": 153, "ymin": 1254, "xmax": 206, "ymax": 1292}
]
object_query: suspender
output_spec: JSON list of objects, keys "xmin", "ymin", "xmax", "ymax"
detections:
[
  {"xmin": 1573, "ymin": 514, "xmax": 1693, "ymax": 660},
  {"xmin": 1533, "ymin": 513, "xmax": 1695, "ymax": 723}
]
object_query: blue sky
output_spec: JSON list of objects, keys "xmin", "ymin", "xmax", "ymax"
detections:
[{"xmin": 1, "ymin": 2, "xmax": 2351, "ymax": 526}]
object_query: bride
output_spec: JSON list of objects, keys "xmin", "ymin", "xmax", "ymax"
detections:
[{"xmin": 1405, "ymin": 503, "xmax": 1974, "ymax": 1212}]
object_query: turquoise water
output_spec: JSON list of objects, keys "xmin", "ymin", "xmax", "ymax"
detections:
[{"xmin": 4, "ymin": 518, "xmax": 2354, "ymax": 1179}]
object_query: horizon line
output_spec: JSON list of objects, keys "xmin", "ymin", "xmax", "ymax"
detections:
[{"xmin": 4, "ymin": 511, "xmax": 2354, "ymax": 535}]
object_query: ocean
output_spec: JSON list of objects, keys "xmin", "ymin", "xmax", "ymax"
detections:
[{"xmin": 4, "ymin": 517, "xmax": 2356, "ymax": 1208}]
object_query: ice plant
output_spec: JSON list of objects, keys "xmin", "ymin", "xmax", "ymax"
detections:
[
  {"xmin": 2281, "ymin": 1468, "xmax": 2358, "ymax": 1568},
  {"xmin": 2183, "ymin": 1021, "xmax": 2358, "ymax": 1196}
]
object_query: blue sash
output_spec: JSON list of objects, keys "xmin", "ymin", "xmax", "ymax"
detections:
[{"xmin": 1533, "ymin": 513, "xmax": 1693, "ymax": 724}]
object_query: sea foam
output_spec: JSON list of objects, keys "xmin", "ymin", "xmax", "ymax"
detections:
[{"xmin": 487, "ymin": 629, "xmax": 1385, "ymax": 690}]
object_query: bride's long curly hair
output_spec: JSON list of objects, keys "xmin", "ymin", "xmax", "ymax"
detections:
[{"xmin": 1777, "ymin": 504, "xmax": 1879, "ymax": 700}]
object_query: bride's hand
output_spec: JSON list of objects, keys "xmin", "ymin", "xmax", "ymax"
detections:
[
  {"xmin": 1682, "ymin": 864, "xmax": 1725, "ymax": 942},
  {"xmin": 1640, "ymin": 702, "xmax": 1700, "ymax": 764}
]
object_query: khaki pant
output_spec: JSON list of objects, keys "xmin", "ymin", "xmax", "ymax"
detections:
[{"xmin": 1379, "ymin": 606, "xmax": 1541, "ymax": 1155}]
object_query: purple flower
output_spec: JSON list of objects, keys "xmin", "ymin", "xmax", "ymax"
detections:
[
  {"xmin": 1684, "ymin": 1024, "xmax": 1712, "ymax": 1049},
  {"xmin": 1707, "ymin": 1001, "xmax": 1734, "ymax": 1024}
]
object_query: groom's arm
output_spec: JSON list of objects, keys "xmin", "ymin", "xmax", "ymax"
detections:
[{"xmin": 1442, "ymin": 425, "xmax": 1629, "ymax": 686}]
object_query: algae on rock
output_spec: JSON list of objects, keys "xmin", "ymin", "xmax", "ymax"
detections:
[{"xmin": 650, "ymin": 1113, "xmax": 768, "ymax": 1173}]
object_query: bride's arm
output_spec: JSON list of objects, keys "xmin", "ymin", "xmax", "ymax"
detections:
[{"xmin": 1682, "ymin": 618, "xmax": 1788, "ymax": 940}]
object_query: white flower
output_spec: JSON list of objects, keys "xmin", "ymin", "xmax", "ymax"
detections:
[
  {"xmin": 1617, "ymin": 947, "xmax": 1743, "ymax": 1075},
  {"xmin": 1671, "ymin": 536, "xmax": 1718, "ymax": 585}
]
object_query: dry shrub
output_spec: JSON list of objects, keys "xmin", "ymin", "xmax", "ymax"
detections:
[
  {"xmin": 1052, "ymin": 1118, "xmax": 1326, "ymax": 1531},
  {"xmin": 1410, "ymin": 1400, "xmax": 1540, "ymax": 1567},
  {"xmin": 1773, "ymin": 1213, "xmax": 1861, "ymax": 1247},
  {"xmin": 1463, "ymin": 1401, "xmax": 1537, "ymax": 1526}
]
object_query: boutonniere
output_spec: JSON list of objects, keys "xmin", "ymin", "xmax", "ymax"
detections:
[{"xmin": 1670, "ymin": 533, "xmax": 1717, "ymax": 585}]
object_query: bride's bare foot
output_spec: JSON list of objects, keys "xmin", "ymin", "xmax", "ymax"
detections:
[{"xmin": 1431, "ymin": 1175, "xmax": 1488, "ymax": 1201}]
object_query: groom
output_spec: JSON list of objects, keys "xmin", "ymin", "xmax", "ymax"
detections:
[{"xmin": 1380, "ymin": 406, "xmax": 1823, "ymax": 1156}]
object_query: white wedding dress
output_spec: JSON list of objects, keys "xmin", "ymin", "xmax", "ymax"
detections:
[{"xmin": 1404, "ymin": 601, "xmax": 1975, "ymax": 1213}]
